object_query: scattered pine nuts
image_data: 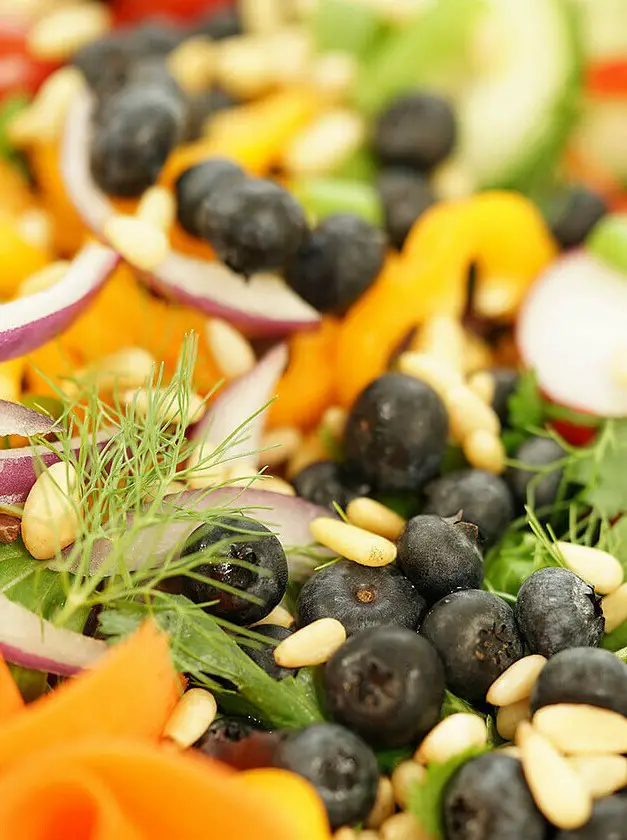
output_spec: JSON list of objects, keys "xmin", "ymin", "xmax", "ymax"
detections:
[
  {"xmin": 321, "ymin": 405, "xmax": 348, "ymax": 441},
  {"xmin": 18, "ymin": 261, "xmax": 69, "ymax": 297},
  {"xmin": 310, "ymin": 52, "xmax": 358, "ymax": 102},
  {"xmin": 27, "ymin": 3, "xmax": 112, "ymax": 62},
  {"xmin": 496, "ymin": 698, "xmax": 531, "ymax": 741},
  {"xmin": 252, "ymin": 475, "xmax": 297, "ymax": 496},
  {"xmin": 260, "ymin": 426, "xmax": 303, "ymax": 469},
  {"xmin": 103, "ymin": 215, "xmax": 169, "ymax": 272},
  {"xmin": 162, "ymin": 688, "xmax": 217, "ymax": 749},
  {"xmin": 346, "ymin": 497, "xmax": 406, "ymax": 541},
  {"xmin": 417, "ymin": 315, "xmax": 466, "ymax": 372},
  {"xmin": 532, "ymin": 704, "xmax": 627, "ymax": 755},
  {"xmin": 415, "ymin": 713, "xmax": 488, "ymax": 765},
  {"xmin": 310, "ymin": 517, "xmax": 397, "ymax": 567},
  {"xmin": 22, "ymin": 462, "xmax": 80, "ymax": 560},
  {"xmin": 8, "ymin": 66, "xmax": 84, "ymax": 145},
  {"xmin": 252, "ymin": 604, "xmax": 295, "ymax": 629},
  {"xmin": 462, "ymin": 429, "xmax": 506, "ymax": 474},
  {"xmin": 446, "ymin": 385, "xmax": 501, "ymax": 440},
  {"xmin": 167, "ymin": 36, "xmax": 216, "ymax": 94},
  {"xmin": 379, "ymin": 811, "xmax": 426, "ymax": 840},
  {"xmin": 391, "ymin": 760, "xmax": 426, "ymax": 809},
  {"xmin": 474, "ymin": 283, "xmax": 520, "ymax": 320},
  {"xmin": 286, "ymin": 432, "xmax": 327, "ymax": 477},
  {"xmin": 16, "ymin": 208, "xmax": 53, "ymax": 252},
  {"xmin": 125, "ymin": 388, "xmax": 205, "ymax": 428},
  {"xmin": 486, "ymin": 655, "xmax": 547, "ymax": 707},
  {"xmin": 462, "ymin": 333, "xmax": 493, "ymax": 375},
  {"xmin": 601, "ymin": 582, "xmax": 627, "ymax": 632},
  {"xmin": 72, "ymin": 348, "xmax": 155, "ymax": 395},
  {"xmin": 137, "ymin": 186, "xmax": 176, "ymax": 232},
  {"xmin": 397, "ymin": 352, "xmax": 463, "ymax": 399},
  {"xmin": 468, "ymin": 371, "xmax": 495, "ymax": 405},
  {"xmin": 273, "ymin": 617, "xmax": 346, "ymax": 668},
  {"xmin": 214, "ymin": 34, "xmax": 276, "ymax": 99},
  {"xmin": 569, "ymin": 755, "xmax": 627, "ymax": 799},
  {"xmin": 516, "ymin": 720, "xmax": 592, "ymax": 830},
  {"xmin": 240, "ymin": 0, "xmax": 286, "ymax": 33},
  {"xmin": 282, "ymin": 110, "xmax": 366, "ymax": 177},
  {"xmin": 334, "ymin": 829, "xmax": 379, "ymax": 840},
  {"xmin": 365, "ymin": 776, "xmax": 395, "ymax": 829},
  {"xmin": 206, "ymin": 318, "xmax": 256, "ymax": 381},
  {"xmin": 555, "ymin": 541, "xmax": 624, "ymax": 594}
]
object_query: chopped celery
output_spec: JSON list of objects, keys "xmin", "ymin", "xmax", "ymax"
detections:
[
  {"xmin": 311, "ymin": 0, "xmax": 385, "ymax": 58},
  {"xmin": 587, "ymin": 214, "xmax": 627, "ymax": 275},
  {"xmin": 352, "ymin": 0, "xmax": 484, "ymax": 115},
  {"xmin": 332, "ymin": 146, "xmax": 378, "ymax": 183},
  {"xmin": 293, "ymin": 177, "xmax": 384, "ymax": 226}
]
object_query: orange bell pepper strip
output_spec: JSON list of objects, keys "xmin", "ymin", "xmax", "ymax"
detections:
[
  {"xmin": 268, "ymin": 317, "xmax": 340, "ymax": 430},
  {"xmin": 336, "ymin": 192, "xmax": 557, "ymax": 407},
  {"xmin": 0, "ymin": 655, "xmax": 24, "ymax": 719},
  {"xmin": 0, "ymin": 621, "xmax": 180, "ymax": 768},
  {"xmin": 0, "ymin": 740, "xmax": 331, "ymax": 840},
  {"xmin": 0, "ymin": 216, "xmax": 50, "ymax": 299}
]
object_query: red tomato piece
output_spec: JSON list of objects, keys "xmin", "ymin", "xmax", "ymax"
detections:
[
  {"xmin": 586, "ymin": 60, "xmax": 627, "ymax": 98},
  {"xmin": 548, "ymin": 419, "xmax": 598, "ymax": 448},
  {"xmin": 112, "ymin": 0, "xmax": 231, "ymax": 25},
  {"xmin": 0, "ymin": 27, "xmax": 57, "ymax": 102}
]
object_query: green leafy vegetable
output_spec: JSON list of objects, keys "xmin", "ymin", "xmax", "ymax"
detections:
[{"xmin": 440, "ymin": 690, "xmax": 479, "ymax": 718}]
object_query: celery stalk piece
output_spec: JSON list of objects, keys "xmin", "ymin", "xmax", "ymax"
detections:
[
  {"xmin": 293, "ymin": 177, "xmax": 384, "ymax": 226},
  {"xmin": 311, "ymin": 0, "xmax": 386, "ymax": 58},
  {"xmin": 352, "ymin": 0, "xmax": 484, "ymax": 115},
  {"xmin": 587, "ymin": 215, "xmax": 627, "ymax": 275}
]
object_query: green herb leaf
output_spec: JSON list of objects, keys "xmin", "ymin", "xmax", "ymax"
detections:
[
  {"xmin": 376, "ymin": 746, "xmax": 414, "ymax": 774},
  {"xmin": 507, "ymin": 370, "xmax": 545, "ymax": 432},
  {"xmin": 440, "ymin": 690, "xmax": 479, "ymax": 718}
]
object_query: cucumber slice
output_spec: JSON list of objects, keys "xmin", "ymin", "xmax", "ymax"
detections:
[{"xmin": 454, "ymin": 0, "xmax": 582, "ymax": 190}]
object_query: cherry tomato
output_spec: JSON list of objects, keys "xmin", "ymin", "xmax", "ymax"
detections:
[
  {"xmin": 548, "ymin": 420, "xmax": 598, "ymax": 448},
  {"xmin": 586, "ymin": 60, "xmax": 627, "ymax": 98},
  {"xmin": 0, "ymin": 26, "xmax": 57, "ymax": 102},
  {"xmin": 111, "ymin": 0, "xmax": 231, "ymax": 25}
]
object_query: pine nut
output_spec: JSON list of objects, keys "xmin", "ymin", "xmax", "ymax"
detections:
[
  {"xmin": 380, "ymin": 812, "xmax": 427, "ymax": 840},
  {"xmin": 496, "ymin": 698, "xmax": 530, "ymax": 741},
  {"xmin": 240, "ymin": 0, "xmax": 285, "ymax": 32},
  {"xmin": 346, "ymin": 497, "xmax": 406, "ymax": 541},
  {"xmin": 186, "ymin": 440, "xmax": 228, "ymax": 489},
  {"xmin": 254, "ymin": 475, "xmax": 296, "ymax": 496},
  {"xmin": 9, "ymin": 66, "xmax": 84, "ymax": 145},
  {"xmin": 137, "ymin": 187, "xmax": 176, "ymax": 232},
  {"xmin": 16, "ymin": 208, "xmax": 53, "ymax": 252},
  {"xmin": 273, "ymin": 617, "xmax": 346, "ymax": 667},
  {"xmin": 321, "ymin": 405, "xmax": 348, "ymax": 441},
  {"xmin": 206, "ymin": 318, "xmax": 256, "ymax": 381},
  {"xmin": 267, "ymin": 28, "xmax": 313, "ymax": 86},
  {"xmin": 462, "ymin": 333, "xmax": 493, "ymax": 375},
  {"xmin": 103, "ymin": 215, "xmax": 169, "ymax": 273},
  {"xmin": 446, "ymin": 385, "xmax": 501, "ymax": 440},
  {"xmin": 260, "ymin": 426, "xmax": 303, "ymax": 468},
  {"xmin": 365, "ymin": 776, "xmax": 395, "ymax": 830},
  {"xmin": 569, "ymin": 755, "xmax": 627, "ymax": 799},
  {"xmin": 474, "ymin": 284, "xmax": 520, "ymax": 320},
  {"xmin": 252, "ymin": 604, "xmax": 295, "ymax": 629},
  {"xmin": 310, "ymin": 517, "xmax": 397, "ymax": 567},
  {"xmin": 75, "ymin": 348, "xmax": 155, "ymax": 395},
  {"xmin": 468, "ymin": 371, "xmax": 495, "ymax": 405},
  {"xmin": 286, "ymin": 432, "xmax": 327, "ymax": 477},
  {"xmin": 27, "ymin": 3, "xmax": 112, "ymax": 61},
  {"xmin": 516, "ymin": 721, "xmax": 592, "ymax": 830},
  {"xmin": 283, "ymin": 110, "xmax": 366, "ymax": 177},
  {"xmin": 415, "ymin": 713, "xmax": 488, "ymax": 765},
  {"xmin": 310, "ymin": 52, "xmax": 358, "ymax": 102},
  {"xmin": 532, "ymin": 704, "xmax": 627, "ymax": 755},
  {"xmin": 334, "ymin": 830, "xmax": 379, "ymax": 840},
  {"xmin": 498, "ymin": 745, "xmax": 521, "ymax": 758},
  {"xmin": 391, "ymin": 760, "xmax": 426, "ymax": 808},
  {"xmin": 601, "ymin": 582, "xmax": 627, "ymax": 632},
  {"xmin": 463, "ymin": 429, "xmax": 506, "ymax": 474},
  {"xmin": 22, "ymin": 462, "xmax": 80, "ymax": 560},
  {"xmin": 125, "ymin": 388, "xmax": 205, "ymax": 427},
  {"xmin": 487, "ymin": 655, "xmax": 547, "ymax": 706},
  {"xmin": 555, "ymin": 541, "xmax": 624, "ymax": 594},
  {"xmin": 397, "ymin": 352, "xmax": 463, "ymax": 400},
  {"xmin": 162, "ymin": 688, "xmax": 217, "ymax": 749},
  {"xmin": 418, "ymin": 315, "xmax": 465, "ymax": 372},
  {"xmin": 167, "ymin": 36, "xmax": 216, "ymax": 94},
  {"xmin": 18, "ymin": 261, "xmax": 69, "ymax": 297}
]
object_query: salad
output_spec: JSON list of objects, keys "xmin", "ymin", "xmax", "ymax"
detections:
[{"xmin": 1, "ymin": 0, "xmax": 627, "ymax": 838}]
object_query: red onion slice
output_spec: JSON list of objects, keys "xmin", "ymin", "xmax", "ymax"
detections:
[
  {"xmin": 61, "ymin": 91, "xmax": 321, "ymax": 335},
  {"xmin": 0, "ymin": 593, "xmax": 106, "ymax": 676},
  {"xmin": 0, "ymin": 243, "xmax": 119, "ymax": 362},
  {"xmin": 517, "ymin": 250, "xmax": 627, "ymax": 417},
  {"xmin": 85, "ymin": 487, "xmax": 334, "ymax": 581},
  {"xmin": 190, "ymin": 343, "xmax": 288, "ymax": 474},
  {"xmin": 0, "ymin": 399, "xmax": 56, "ymax": 437}
]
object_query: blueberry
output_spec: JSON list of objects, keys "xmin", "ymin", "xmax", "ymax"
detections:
[
  {"xmin": 292, "ymin": 460, "xmax": 370, "ymax": 512},
  {"xmin": 197, "ymin": 715, "xmax": 259, "ymax": 747},
  {"xmin": 128, "ymin": 19, "xmax": 187, "ymax": 57},
  {"xmin": 530, "ymin": 647, "xmax": 627, "ymax": 717},
  {"xmin": 545, "ymin": 184, "xmax": 608, "ymax": 250},
  {"xmin": 422, "ymin": 469, "xmax": 515, "ymax": 548},
  {"xmin": 73, "ymin": 33, "xmax": 133, "ymax": 97},
  {"xmin": 507, "ymin": 436, "xmax": 566, "ymax": 510},
  {"xmin": 175, "ymin": 159, "xmax": 246, "ymax": 238},
  {"xmin": 488, "ymin": 368, "xmax": 520, "ymax": 428},
  {"xmin": 421, "ymin": 590, "xmax": 524, "ymax": 704},
  {"xmin": 273, "ymin": 723, "xmax": 379, "ymax": 829},
  {"xmin": 90, "ymin": 81, "xmax": 187, "ymax": 197},
  {"xmin": 180, "ymin": 516, "xmax": 288, "ymax": 626},
  {"xmin": 555, "ymin": 796, "xmax": 627, "ymax": 840},
  {"xmin": 197, "ymin": 177, "xmax": 309, "ymax": 276},
  {"xmin": 243, "ymin": 624, "xmax": 297, "ymax": 681},
  {"xmin": 396, "ymin": 514, "xmax": 484, "ymax": 605},
  {"xmin": 373, "ymin": 93, "xmax": 457, "ymax": 171},
  {"xmin": 377, "ymin": 167, "xmax": 434, "ymax": 250},
  {"xmin": 323, "ymin": 626, "xmax": 445, "ymax": 748},
  {"xmin": 183, "ymin": 87, "xmax": 238, "ymax": 142},
  {"xmin": 284, "ymin": 214, "xmax": 386, "ymax": 313},
  {"xmin": 343, "ymin": 372, "xmax": 449, "ymax": 494},
  {"xmin": 191, "ymin": 7, "xmax": 242, "ymax": 40},
  {"xmin": 297, "ymin": 560, "xmax": 426, "ymax": 635},
  {"xmin": 444, "ymin": 753, "xmax": 547, "ymax": 840},
  {"xmin": 196, "ymin": 726, "xmax": 282, "ymax": 771},
  {"xmin": 515, "ymin": 567, "xmax": 604, "ymax": 657}
]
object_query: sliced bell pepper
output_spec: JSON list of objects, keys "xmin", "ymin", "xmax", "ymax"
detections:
[{"xmin": 586, "ymin": 60, "xmax": 627, "ymax": 98}]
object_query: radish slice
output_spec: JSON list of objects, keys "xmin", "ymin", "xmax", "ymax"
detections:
[
  {"xmin": 517, "ymin": 250, "xmax": 627, "ymax": 416},
  {"xmin": 190, "ymin": 343, "xmax": 288, "ymax": 474},
  {"xmin": 61, "ymin": 91, "xmax": 321, "ymax": 336},
  {"xmin": 0, "ymin": 431, "xmax": 112, "ymax": 507},
  {"xmin": 84, "ymin": 487, "xmax": 334, "ymax": 581},
  {"xmin": 0, "ymin": 593, "xmax": 106, "ymax": 676},
  {"xmin": 0, "ymin": 399, "xmax": 56, "ymax": 437},
  {"xmin": 0, "ymin": 243, "xmax": 119, "ymax": 362}
]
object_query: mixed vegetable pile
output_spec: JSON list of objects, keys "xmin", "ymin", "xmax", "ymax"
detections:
[{"xmin": 2, "ymin": 0, "xmax": 627, "ymax": 838}]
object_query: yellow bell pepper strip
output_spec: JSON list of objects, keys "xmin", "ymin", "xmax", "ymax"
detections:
[
  {"xmin": 336, "ymin": 192, "xmax": 557, "ymax": 407},
  {"xmin": 0, "ymin": 359, "xmax": 25, "ymax": 403},
  {"xmin": 0, "ymin": 216, "xmax": 50, "ymax": 299}
]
